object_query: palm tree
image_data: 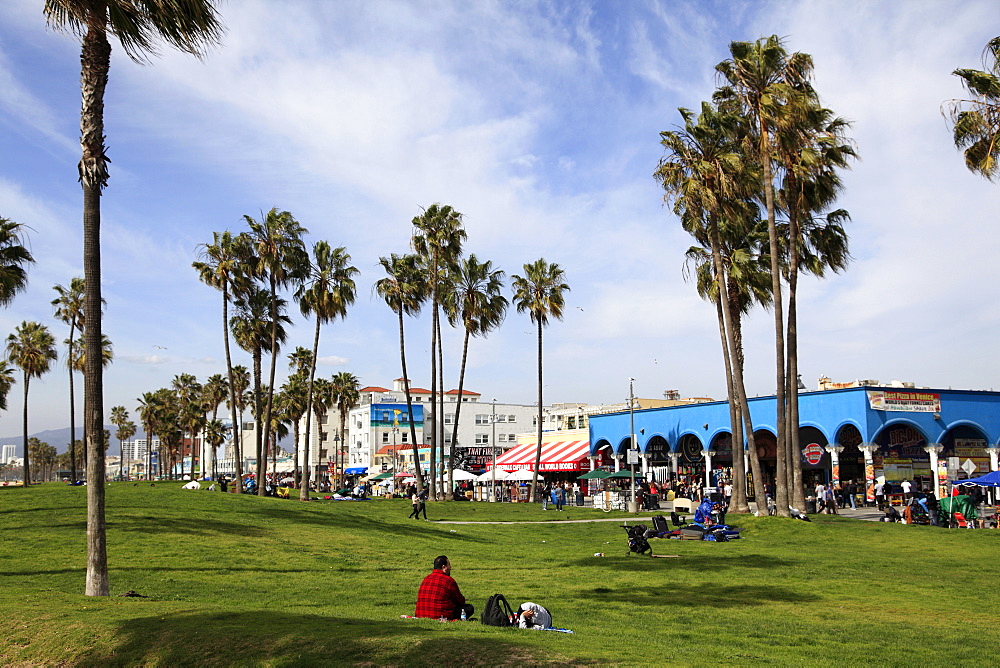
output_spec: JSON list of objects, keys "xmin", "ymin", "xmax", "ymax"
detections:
[
  {"xmin": 947, "ymin": 37, "xmax": 1000, "ymax": 180},
  {"xmin": 280, "ymin": 372, "xmax": 309, "ymax": 488},
  {"xmin": 6, "ymin": 321, "xmax": 58, "ymax": 487},
  {"xmin": 244, "ymin": 208, "xmax": 309, "ymax": 496},
  {"xmin": 0, "ymin": 361, "xmax": 17, "ymax": 461},
  {"xmin": 295, "ymin": 241, "xmax": 358, "ymax": 501},
  {"xmin": 330, "ymin": 371, "xmax": 360, "ymax": 487},
  {"xmin": 0, "ymin": 218, "xmax": 34, "ymax": 307},
  {"xmin": 774, "ymin": 102, "xmax": 855, "ymax": 510},
  {"xmin": 109, "ymin": 405, "xmax": 127, "ymax": 479},
  {"xmin": 231, "ymin": 286, "xmax": 291, "ymax": 484},
  {"xmin": 308, "ymin": 376, "xmax": 334, "ymax": 479},
  {"xmin": 715, "ymin": 35, "xmax": 816, "ymax": 515},
  {"xmin": 202, "ymin": 418, "xmax": 228, "ymax": 479},
  {"xmin": 68, "ymin": 332, "xmax": 111, "ymax": 467},
  {"xmin": 375, "ymin": 253, "xmax": 428, "ymax": 491},
  {"xmin": 137, "ymin": 391, "xmax": 161, "ymax": 481},
  {"xmin": 45, "ymin": 0, "xmax": 224, "ymax": 599},
  {"xmin": 512, "ymin": 259, "xmax": 569, "ymax": 502},
  {"xmin": 116, "ymin": 419, "xmax": 136, "ymax": 480},
  {"xmin": 657, "ymin": 101, "xmax": 769, "ymax": 512},
  {"xmin": 443, "ymin": 254, "xmax": 508, "ymax": 491},
  {"xmin": 172, "ymin": 374, "xmax": 203, "ymax": 477},
  {"xmin": 0, "ymin": 360, "xmax": 14, "ymax": 414},
  {"xmin": 194, "ymin": 230, "xmax": 252, "ymax": 490},
  {"xmin": 412, "ymin": 204, "xmax": 466, "ymax": 498},
  {"xmin": 201, "ymin": 373, "xmax": 228, "ymax": 477},
  {"xmin": 52, "ymin": 277, "xmax": 85, "ymax": 482},
  {"xmin": 226, "ymin": 364, "xmax": 250, "ymax": 489}
]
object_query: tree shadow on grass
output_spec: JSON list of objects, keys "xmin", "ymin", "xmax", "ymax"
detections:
[
  {"xmin": 76, "ymin": 610, "xmax": 576, "ymax": 668},
  {"xmin": 578, "ymin": 582, "xmax": 820, "ymax": 608},
  {"xmin": 564, "ymin": 552, "xmax": 797, "ymax": 572},
  {"xmin": 111, "ymin": 515, "xmax": 268, "ymax": 538}
]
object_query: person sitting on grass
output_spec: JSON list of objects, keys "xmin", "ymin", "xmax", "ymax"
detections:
[
  {"xmin": 414, "ymin": 555, "xmax": 473, "ymax": 621},
  {"xmin": 694, "ymin": 498, "xmax": 718, "ymax": 526},
  {"xmin": 518, "ymin": 602, "xmax": 552, "ymax": 630}
]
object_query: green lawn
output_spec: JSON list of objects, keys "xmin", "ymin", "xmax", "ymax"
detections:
[{"xmin": 1, "ymin": 483, "xmax": 998, "ymax": 667}]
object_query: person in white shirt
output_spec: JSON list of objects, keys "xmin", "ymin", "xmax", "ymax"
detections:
[{"xmin": 518, "ymin": 602, "xmax": 552, "ymax": 630}]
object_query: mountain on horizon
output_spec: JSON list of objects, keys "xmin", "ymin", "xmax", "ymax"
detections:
[{"xmin": 0, "ymin": 426, "xmax": 117, "ymax": 456}]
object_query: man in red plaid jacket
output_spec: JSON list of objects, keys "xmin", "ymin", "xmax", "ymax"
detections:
[{"xmin": 414, "ymin": 555, "xmax": 474, "ymax": 620}]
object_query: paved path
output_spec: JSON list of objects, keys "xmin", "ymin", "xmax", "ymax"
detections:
[{"xmin": 432, "ymin": 503, "xmax": 889, "ymax": 524}]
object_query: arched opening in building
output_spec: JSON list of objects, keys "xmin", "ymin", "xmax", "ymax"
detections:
[
  {"xmin": 645, "ymin": 435, "xmax": 671, "ymax": 483},
  {"xmin": 676, "ymin": 433, "xmax": 705, "ymax": 483},
  {"xmin": 941, "ymin": 424, "xmax": 991, "ymax": 480},
  {"xmin": 873, "ymin": 422, "xmax": 930, "ymax": 491},
  {"xmin": 592, "ymin": 440, "xmax": 615, "ymax": 469},
  {"xmin": 834, "ymin": 424, "xmax": 864, "ymax": 483},
  {"xmin": 752, "ymin": 429, "xmax": 777, "ymax": 488},
  {"xmin": 799, "ymin": 426, "xmax": 830, "ymax": 488},
  {"xmin": 646, "ymin": 435, "xmax": 670, "ymax": 465}
]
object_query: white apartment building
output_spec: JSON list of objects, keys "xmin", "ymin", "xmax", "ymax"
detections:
[
  {"xmin": 346, "ymin": 378, "xmax": 550, "ymax": 474},
  {"xmin": 2, "ymin": 444, "xmax": 16, "ymax": 465}
]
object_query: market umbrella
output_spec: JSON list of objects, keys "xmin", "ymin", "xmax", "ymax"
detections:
[
  {"xmin": 578, "ymin": 470, "xmax": 611, "ymax": 480},
  {"xmin": 609, "ymin": 469, "xmax": 645, "ymax": 479},
  {"xmin": 477, "ymin": 469, "xmax": 508, "ymax": 482},
  {"xmin": 451, "ymin": 469, "xmax": 478, "ymax": 481}
]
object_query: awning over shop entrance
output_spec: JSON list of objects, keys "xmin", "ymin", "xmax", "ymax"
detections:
[
  {"xmin": 491, "ymin": 440, "xmax": 591, "ymax": 472},
  {"xmin": 344, "ymin": 467, "xmax": 368, "ymax": 475}
]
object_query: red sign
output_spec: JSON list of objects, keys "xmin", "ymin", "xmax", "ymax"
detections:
[{"xmin": 803, "ymin": 443, "xmax": 824, "ymax": 466}]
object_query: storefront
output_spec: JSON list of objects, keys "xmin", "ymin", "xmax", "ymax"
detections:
[{"xmin": 589, "ymin": 387, "xmax": 1000, "ymax": 498}]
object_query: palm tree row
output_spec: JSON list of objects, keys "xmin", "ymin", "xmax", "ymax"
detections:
[
  {"xmin": 195, "ymin": 210, "xmax": 359, "ymax": 496},
  {"xmin": 0, "ymin": 217, "xmax": 36, "ymax": 484},
  {"xmin": 656, "ymin": 35, "xmax": 855, "ymax": 515},
  {"xmin": 376, "ymin": 203, "xmax": 567, "ymax": 502}
]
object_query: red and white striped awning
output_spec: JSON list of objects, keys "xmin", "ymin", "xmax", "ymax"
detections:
[{"xmin": 491, "ymin": 440, "xmax": 592, "ymax": 472}]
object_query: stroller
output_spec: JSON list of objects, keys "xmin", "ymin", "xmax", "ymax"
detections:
[
  {"xmin": 905, "ymin": 499, "xmax": 930, "ymax": 525},
  {"xmin": 621, "ymin": 523, "xmax": 653, "ymax": 556}
]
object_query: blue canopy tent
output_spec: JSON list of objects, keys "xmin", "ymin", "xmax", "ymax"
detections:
[{"xmin": 952, "ymin": 470, "xmax": 1000, "ymax": 487}]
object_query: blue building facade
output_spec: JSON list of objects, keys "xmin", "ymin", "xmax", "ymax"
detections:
[{"xmin": 588, "ymin": 387, "xmax": 1000, "ymax": 492}]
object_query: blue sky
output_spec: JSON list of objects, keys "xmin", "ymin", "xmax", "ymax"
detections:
[{"xmin": 2, "ymin": 0, "xmax": 1000, "ymax": 437}]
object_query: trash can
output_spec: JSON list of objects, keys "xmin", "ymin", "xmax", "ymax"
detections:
[{"xmin": 805, "ymin": 497, "xmax": 818, "ymax": 514}]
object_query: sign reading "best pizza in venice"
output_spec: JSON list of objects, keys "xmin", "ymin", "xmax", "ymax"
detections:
[{"xmin": 867, "ymin": 390, "xmax": 941, "ymax": 413}]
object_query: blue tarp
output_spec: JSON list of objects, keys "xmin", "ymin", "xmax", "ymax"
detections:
[{"xmin": 953, "ymin": 470, "xmax": 1000, "ymax": 487}]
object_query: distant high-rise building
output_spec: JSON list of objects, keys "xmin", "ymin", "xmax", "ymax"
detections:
[{"xmin": 2, "ymin": 444, "xmax": 15, "ymax": 464}]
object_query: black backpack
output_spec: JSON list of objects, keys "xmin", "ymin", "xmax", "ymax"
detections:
[{"xmin": 481, "ymin": 593, "xmax": 516, "ymax": 627}]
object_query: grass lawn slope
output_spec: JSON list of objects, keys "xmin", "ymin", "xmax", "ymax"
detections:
[{"xmin": 1, "ymin": 483, "xmax": 998, "ymax": 666}]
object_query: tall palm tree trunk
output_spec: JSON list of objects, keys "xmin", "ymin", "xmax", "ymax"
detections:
[
  {"xmin": 259, "ymin": 276, "xmax": 280, "ymax": 496},
  {"xmin": 760, "ymin": 128, "xmax": 790, "ymax": 518},
  {"xmin": 449, "ymin": 328, "xmax": 472, "ymax": 494},
  {"xmin": 709, "ymin": 219, "xmax": 766, "ymax": 510},
  {"xmin": 428, "ymin": 303, "xmax": 438, "ymax": 500},
  {"xmin": 68, "ymin": 329, "xmax": 77, "ymax": 482},
  {"xmin": 714, "ymin": 293, "xmax": 749, "ymax": 513},
  {"xmin": 530, "ymin": 320, "xmax": 544, "ymax": 503},
  {"xmin": 251, "ymin": 348, "xmax": 263, "ymax": 491},
  {"xmin": 437, "ymin": 311, "xmax": 446, "ymax": 496},
  {"xmin": 21, "ymin": 378, "xmax": 30, "ymax": 487},
  {"xmin": 222, "ymin": 285, "xmax": 243, "ymax": 492},
  {"xmin": 300, "ymin": 319, "xmax": 321, "ymax": 501},
  {"xmin": 397, "ymin": 311, "xmax": 424, "ymax": 492},
  {"xmin": 786, "ymin": 187, "xmax": 806, "ymax": 510},
  {"xmin": 80, "ymin": 23, "xmax": 111, "ymax": 596}
]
